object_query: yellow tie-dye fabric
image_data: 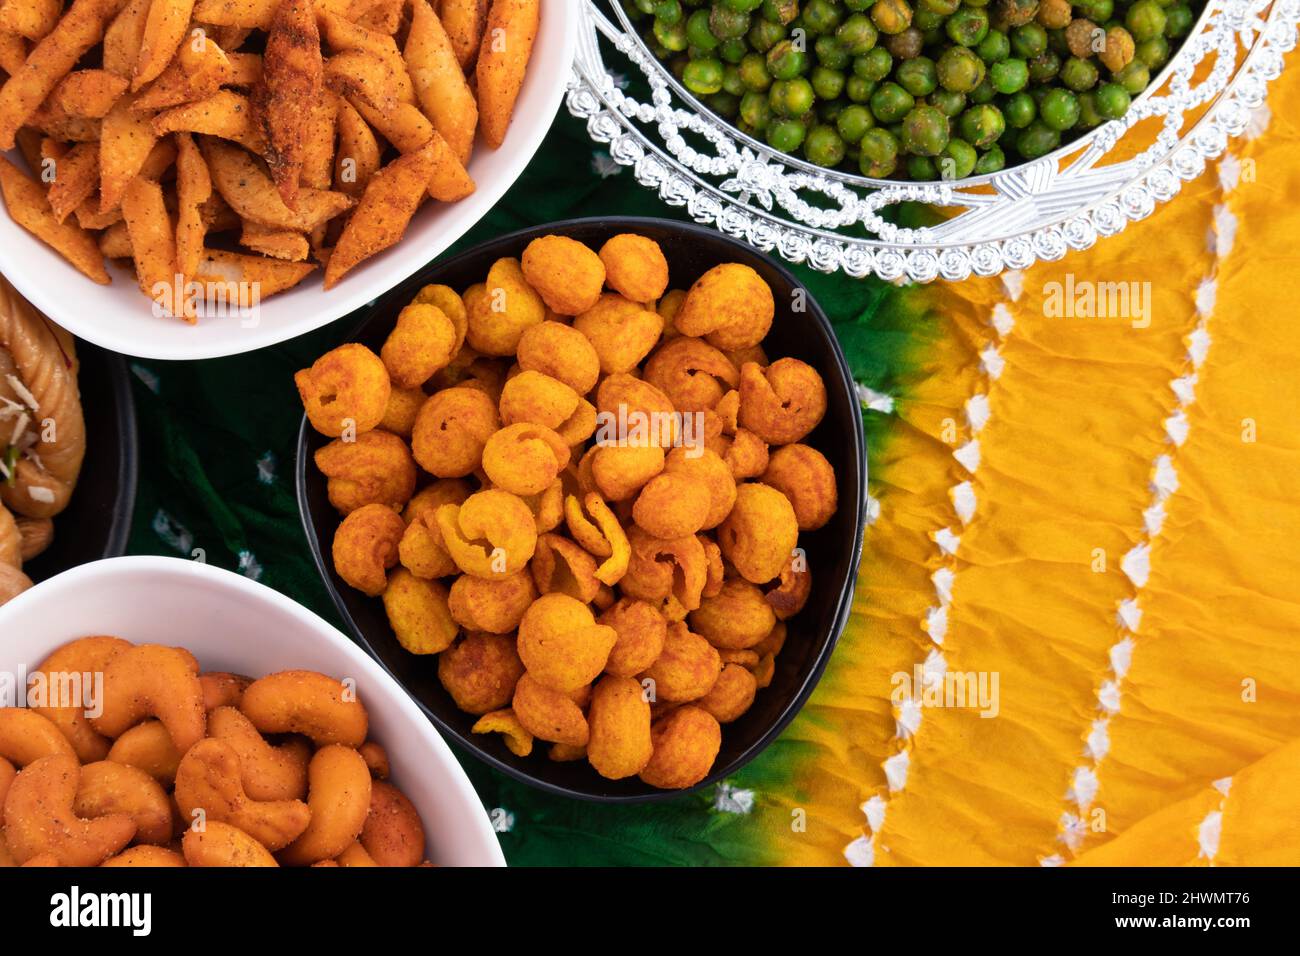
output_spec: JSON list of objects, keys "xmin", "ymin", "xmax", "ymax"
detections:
[{"xmin": 768, "ymin": 48, "xmax": 1300, "ymax": 868}]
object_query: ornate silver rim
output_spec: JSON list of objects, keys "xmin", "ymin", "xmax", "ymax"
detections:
[{"xmin": 568, "ymin": 0, "xmax": 1298, "ymax": 280}]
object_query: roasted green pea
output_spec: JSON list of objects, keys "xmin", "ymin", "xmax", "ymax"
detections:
[
  {"xmin": 1076, "ymin": 90, "xmax": 1103, "ymax": 127},
  {"xmin": 1010, "ymin": 21, "xmax": 1047, "ymax": 58},
  {"xmin": 770, "ymin": 76, "xmax": 816, "ymax": 115},
  {"xmin": 707, "ymin": 91, "xmax": 741, "ymax": 116},
  {"xmin": 812, "ymin": 64, "xmax": 847, "ymax": 98},
  {"xmin": 1004, "ymin": 90, "xmax": 1036, "ymax": 127},
  {"xmin": 740, "ymin": 89, "xmax": 773, "ymax": 127},
  {"xmin": 859, "ymin": 127, "xmax": 900, "ymax": 175},
  {"xmin": 1060, "ymin": 56, "xmax": 1099, "ymax": 91},
  {"xmin": 870, "ymin": 0, "xmax": 914, "ymax": 35},
  {"xmin": 921, "ymin": 0, "xmax": 960, "ymax": 13},
  {"xmin": 683, "ymin": 57, "xmax": 726, "ymax": 93},
  {"xmin": 870, "ymin": 80, "xmax": 915, "ymax": 121},
  {"xmin": 710, "ymin": 4, "xmax": 752, "ymax": 39},
  {"xmin": 957, "ymin": 102, "xmax": 1004, "ymax": 146},
  {"xmin": 685, "ymin": 9, "xmax": 719, "ymax": 48},
  {"xmin": 1126, "ymin": 0, "xmax": 1166, "ymax": 41},
  {"xmin": 747, "ymin": 17, "xmax": 786, "ymax": 50},
  {"xmin": 1039, "ymin": 87, "xmax": 1079, "ymax": 129},
  {"xmin": 655, "ymin": 17, "xmax": 691, "ymax": 50},
  {"xmin": 946, "ymin": 7, "xmax": 989, "ymax": 46},
  {"xmin": 836, "ymin": 12, "xmax": 880, "ymax": 52},
  {"xmin": 654, "ymin": 0, "xmax": 684, "ymax": 25},
  {"xmin": 901, "ymin": 104, "xmax": 949, "ymax": 155},
  {"xmin": 1095, "ymin": 80, "xmax": 1131, "ymax": 118},
  {"xmin": 995, "ymin": 0, "xmax": 1038, "ymax": 26},
  {"xmin": 940, "ymin": 136, "xmax": 977, "ymax": 177},
  {"xmin": 722, "ymin": 36, "xmax": 751, "ymax": 61},
  {"xmin": 767, "ymin": 39, "xmax": 809, "ymax": 79},
  {"xmin": 804, "ymin": 0, "xmax": 845, "ymax": 32},
  {"xmin": 973, "ymin": 143, "xmax": 1005, "ymax": 173},
  {"xmin": 811, "ymin": 35, "xmax": 845, "ymax": 68},
  {"xmin": 721, "ymin": 0, "xmax": 764, "ymax": 12},
  {"xmin": 1114, "ymin": 60, "xmax": 1151, "ymax": 95},
  {"xmin": 1027, "ymin": 50, "xmax": 1061, "ymax": 82},
  {"xmin": 1046, "ymin": 24, "xmax": 1070, "ymax": 57},
  {"xmin": 855, "ymin": 46, "xmax": 894, "ymax": 79},
  {"xmin": 762, "ymin": 0, "xmax": 800, "ymax": 24},
  {"xmin": 990, "ymin": 57, "xmax": 1029, "ymax": 93},
  {"xmin": 886, "ymin": 26, "xmax": 924, "ymax": 57},
  {"xmin": 1076, "ymin": 0, "xmax": 1113, "ymax": 22},
  {"xmin": 733, "ymin": 64, "xmax": 754, "ymax": 96},
  {"xmin": 977, "ymin": 28, "xmax": 1011, "ymax": 62},
  {"xmin": 897, "ymin": 55, "xmax": 938, "ymax": 95},
  {"xmin": 1136, "ymin": 35, "xmax": 1170, "ymax": 69},
  {"xmin": 805, "ymin": 123, "xmax": 848, "ymax": 165},
  {"xmin": 847, "ymin": 75, "xmax": 877, "ymax": 101},
  {"xmin": 913, "ymin": 7, "xmax": 945, "ymax": 30},
  {"xmin": 738, "ymin": 51, "xmax": 773, "ymax": 90},
  {"xmin": 969, "ymin": 77, "xmax": 996, "ymax": 103},
  {"xmin": 723, "ymin": 63, "xmax": 746, "ymax": 94},
  {"xmin": 1016, "ymin": 120, "xmax": 1060, "ymax": 157},
  {"xmin": 767, "ymin": 117, "xmax": 807, "ymax": 150},
  {"xmin": 907, "ymin": 155, "xmax": 937, "ymax": 179},
  {"xmin": 837, "ymin": 102, "xmax": 876, "ymax": 141},
  {"xmin": 937, "ymin": 44, "xmax": 985, "ymax": 92},
  {"xmin": 929, "ymin": 88, "xmax": 966, "ymax": 116},
  {"xmin": 1164, "ymin": 2, "xmax": 1194, "ymax": 38}
]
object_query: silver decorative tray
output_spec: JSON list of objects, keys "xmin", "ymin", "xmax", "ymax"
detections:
[{"xmin": 567, "ymin": 0, "xmax": 1298, "ymax": 281}]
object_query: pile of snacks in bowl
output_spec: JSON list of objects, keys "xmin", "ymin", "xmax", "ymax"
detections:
[
  {"xmin": 630, "ymin": 0, "xmax": 1200, "ymax": 178},
  {"xmin": 0, "ymin": 0, "xmax": 540, "ymax": 314},
  {"xmin": 0, "ymin": 636, "xmax": 428, "ymax": 867},
  {"xmin": 297, "ymin": 231, "xmax": 839, "ymax": 790}
]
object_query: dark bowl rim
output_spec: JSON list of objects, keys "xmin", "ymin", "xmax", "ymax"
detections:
[
  {"xmin": 295, "ymin": 215, "xmax": 867, "ymax": 803},
  {"xmin": 97, "ymin": 345, "xmax": 138, "ymax": 562}
]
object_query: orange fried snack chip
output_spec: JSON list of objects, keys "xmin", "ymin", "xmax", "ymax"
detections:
[
  {"xmin": 737, "ymin": 358, "xmax": 827, "ymax": 445},
  {"xmin": 471, "ymin": 709, "xmax": 533, "ymax": 757},
  {"xmin": 296, "ymin": 343, "xmax": 391, "ymax": 438},
  {"xmin": 411, "ymin": 386, "xmax": 500, "ymax": 478},
  {"xmin": 439, "ymin": 633, "xmax": 525, "ymax": 715},
  {"xmin": 563, "ymin": 493, "xmax": 630, "ymax": 586},
  {"xmin": 717, "ymin": 483, "xmax": 799, "ymax": 585},
  {"xmin": 315, "ymin": 430, "xmax": 416, "ymax": 515},
  {"xmin": 480, "ymin": 422, "xmax": 569, "ymax": 496},
  {"xmin": 332, "ymin": 503, "xmax": 405, "ymax": 597},
  {"xmin": 516, "ymin": 594, "xmax": 616, "ymax": 693},
  {"xmin": 435, "ymin": 489, "xmax": 538, "ymax": 579}
]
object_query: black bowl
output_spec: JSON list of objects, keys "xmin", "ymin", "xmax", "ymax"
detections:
[
  {"xmin": 23, "ymin": 342, "xmax": 137, "ymax": 580},
  {"xmin": 296, "ymin": 217, "xmax": 866, "ymax": 802}
]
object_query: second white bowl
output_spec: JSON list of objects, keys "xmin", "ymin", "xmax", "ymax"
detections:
[{"xmin": 0, "ymin": 555, "xmax": 505, "ymax": 866}]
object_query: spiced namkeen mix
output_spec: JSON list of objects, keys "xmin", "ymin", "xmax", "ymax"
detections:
[
  {"xmin": 0, "ymin": 636, "xmax": 431, "ymax": 867},
  {"xmin": 301, "ymin": 231, "xmax": 839, "ymax": 790},
  {"xmin": 0, "ymin": 0, "xmax": 540, "ymax": 319}
]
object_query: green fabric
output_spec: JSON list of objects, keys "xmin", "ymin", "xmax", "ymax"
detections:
[{"xmin": 125, "ymin": 107, "xmax": 925, "ymax": 866}]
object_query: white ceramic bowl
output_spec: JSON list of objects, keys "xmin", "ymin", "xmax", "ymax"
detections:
[
  {"xmin": 0, "ymin": 3, "xmax": 576, "ymax": 361},
  {"xmin": 0, "ymin": 556, "xmax": 505, "ymax": 867}
]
